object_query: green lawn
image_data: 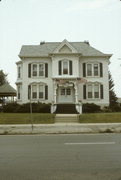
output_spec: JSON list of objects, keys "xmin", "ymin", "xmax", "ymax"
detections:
[
  {"xmin": 0, "ymin": 113, "xmax": 55, "ymax": 124},
  {"xmin": 79, "ymin": 112, "xmax": 121, "ymax": 123}
]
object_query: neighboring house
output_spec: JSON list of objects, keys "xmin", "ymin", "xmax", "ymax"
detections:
[{"xmin": 16, "ymin": 39, "xmax": 112, "ymax": 113}]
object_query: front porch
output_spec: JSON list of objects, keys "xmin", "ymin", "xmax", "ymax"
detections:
[{"xmin": 51, "ymin": 78, "xmax": 82, "ymax": 114}]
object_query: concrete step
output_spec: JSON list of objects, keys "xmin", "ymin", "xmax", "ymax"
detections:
[{"xmin": 55, "ymin": 114, "xmax": 79, "ymax": 123}]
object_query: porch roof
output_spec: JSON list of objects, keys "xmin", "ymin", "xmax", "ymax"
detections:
[{"xmin": 0, "ymin": 83, "xmax": 16, "ymax": 97}]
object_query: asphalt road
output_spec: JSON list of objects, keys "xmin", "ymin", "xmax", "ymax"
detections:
[{"xmin": 0, "ymin": 134, "xmax": 121, "ymax": 180}]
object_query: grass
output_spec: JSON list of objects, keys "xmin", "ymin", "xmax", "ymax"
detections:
[
  {"xmin": 79, "ymin": 112, "xmax": 121, "ymax": 123},
  {"xmin": 0, "ymin": 113, "xmax": 55, "ymax": 124}
]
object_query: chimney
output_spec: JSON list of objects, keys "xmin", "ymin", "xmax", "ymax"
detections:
[{"xmin": 40, "ymin": 41, "xmax": 45, "ymax": 45}]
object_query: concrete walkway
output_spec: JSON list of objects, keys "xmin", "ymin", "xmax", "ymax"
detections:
[{"xmin": 0, "ymin": 123, "xmax": 121, "ymax": 135}]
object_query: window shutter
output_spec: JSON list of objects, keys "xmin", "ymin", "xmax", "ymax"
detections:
[
  {"xmin": 58, "ymin": 61, "xmax": 62, "ymax": 75},
  {"xmin": 69, "ymin": 61, "xmax": 72, "ymax": 75},
  {"xmin": 83, "ymin": 84, "xmax": 86, "ymax": 99},
  {"xmin": 45, "ymin": 85, "xmax": 48, "ymax": 100},
  {"xmin": 100, "ymin": 84, "xmax": 103, "ymax": 99},
  {"xmin": 100, "ymin": 63, "xmax": 103, "ymax": 77},
  {"xmin": 83, "ymin": 63, "xmax": 86, "ymax": 77},
  {"xmin": 28, "ymin": 64, "xmax": 31, "ymax": 78},
  {"xmin": 28, "ymin": 85, "xmax": 31, "ymax": 100},
  {"xmin": 45, "ymin": 63, "xmax": 48, "ymax": 77}
]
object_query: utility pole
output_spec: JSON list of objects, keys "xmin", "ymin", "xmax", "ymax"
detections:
[{"xmin": 29, "ymin": 88, "xmax": 33, "ymax": 130}]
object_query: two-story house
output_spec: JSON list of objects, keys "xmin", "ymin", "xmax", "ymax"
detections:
[{"xmin": 16, "ymin": 39, "xmax": 112, "ymax": 113}]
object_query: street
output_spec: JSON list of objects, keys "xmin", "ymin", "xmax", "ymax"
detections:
[{"xmin": 0, "ymin": 134, "xmax": 121, "ymax": 180}]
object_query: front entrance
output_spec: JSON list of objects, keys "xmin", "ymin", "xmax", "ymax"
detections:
[{"xmin": 57, "ymin": 87, "xmax": 74, "ymax": 103}]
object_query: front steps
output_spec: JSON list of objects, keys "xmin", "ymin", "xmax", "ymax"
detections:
[
  {"xmin": 55, "ymin": 114, "xmax": 79, "ymax": 123},
  {"xmin": 55, "ymin": 104, "xmax": 78, "ymax": 114}
]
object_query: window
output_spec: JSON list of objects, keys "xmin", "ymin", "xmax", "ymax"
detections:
[
  {"xmin": 61, "ymin": 89, "xmax": 65, "ymax": 95},
  {"xmin": 61, "ymin": 88, "xmax": 71, "ymax": 96},
  {"xmin": 39, "ymin": 64, "xmax": 44, "ymax": 76},
  {"xmin": 87, "ymin": 64, "xmax": 92, "ymax": 76},
  {"xmin": 32, "ymin": 85, "xmax": 37, "ymax": 99},
  {"xmin": 59, "ymin": 60, "xmax": 72, "ymax": 75},
  {"xmin": 87, "ymin": 84, "xmax": 100, "ymax": 99},
  {"xmin": 66, "ymin": 88, "xmax": 71, "ymax": 95},
  {"xmin": 31, "ymin": 63, "xmax": 47, "ymax": 77},
  {"xmin": 94, "ymin": 84, "xmax": 99, "ymax": 98},
  {"xmin": 17, "ymin": 85, "xmax": 21, "ymax": 100},
  {"xmin": 39, "ymin": 85, "xmax": 44, "ymax": 99},
  {"xmin": 63, "ymin": 61, "xmax": 68, "ymax": 74},
  {"xmin": 87, "ymin": 85, "xmax": 93, "ymax": 98},
  {"xmin": 32, "ymin": 64, "xmax": 37, "ymax": 76},
  {"xmin": 94, "ymin": 64, "xmax": 99, "ymax": 76},
  {"xmin": 18, "ymin": 66, "xmax": 21, "ymax": 78},
  {"xmin": 29, "ymin": 84, "xmax": 48, "ymax": 100},
  {"xmin": 86, "ymin": 63, "xmax": 100, "ymax": 77}
]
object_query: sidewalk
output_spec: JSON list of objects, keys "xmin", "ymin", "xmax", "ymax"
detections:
[{"xmin": 0, "ymin": 123, "xmax": 121, "ymax": 135}]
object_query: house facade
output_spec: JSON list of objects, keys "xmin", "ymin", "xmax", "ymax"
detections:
[{"xmin": 16, "ymin": 39, "xmax": 112, "ymax": 113}]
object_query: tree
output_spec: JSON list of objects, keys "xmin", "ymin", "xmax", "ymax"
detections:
[
  {"xmin": 0, "ymin": 70, "xmax": 8, "ymax": 86},
  {"xmin": 109, "ymin": 71, "xmax": 119, "ymax": 111}
]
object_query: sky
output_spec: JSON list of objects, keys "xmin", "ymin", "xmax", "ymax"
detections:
[{"xmin": 0, "ymin": 0, "xmax": 121, "ymax": 97}]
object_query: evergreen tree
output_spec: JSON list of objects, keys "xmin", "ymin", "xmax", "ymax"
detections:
[
  {"xmin": 109, "ymin": 71, "xmax": 118, "ymax": 110},
  {"xmin": 0, "ymin": 70, "xmax": 8, "ymax": 86}
]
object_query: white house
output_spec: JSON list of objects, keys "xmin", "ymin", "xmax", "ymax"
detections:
[{"xmin": 16, "ymin": 39, "xmax": 112, "ymax": 113}]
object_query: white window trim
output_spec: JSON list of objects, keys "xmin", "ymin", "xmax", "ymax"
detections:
[
  {"xmin": 31, "ymin": 63, "xmax": 45, "ymax": 78},
  {"xmin": 86, "ymin": 83, "xmax": 100, "ymax": 100},
  {"xmin": 86, "ymin": 63, "xmax": 100, "ymax": 77}
]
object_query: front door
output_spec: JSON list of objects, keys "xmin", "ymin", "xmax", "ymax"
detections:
[{"xmin": 57, "ymin": 87, "xmax": 74, "ymax": 103}]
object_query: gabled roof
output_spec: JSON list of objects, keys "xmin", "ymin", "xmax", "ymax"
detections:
[
  {"xmin": 19, "ymin": 40, "xmax": 112, "ymax": 58},
  {"xmin": 0, "ymin": 83, "xmax": 16, "ymax": 97}
]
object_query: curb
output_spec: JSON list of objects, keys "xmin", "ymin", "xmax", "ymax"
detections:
[{"xmin": 0, "ymin": 123, "xmax": 121, "ymax": 135}]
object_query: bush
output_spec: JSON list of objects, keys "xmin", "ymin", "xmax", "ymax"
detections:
[
  {"xmin": 3, "ymin": 103, "xmax": 20, "ymax": 113},
  {"xmin": 110, "ymin": 104, "xmax": 121, "ymax": 112},
  {"xmin": 3, "ymin": 102, "xmax": 51, "ymax": 113},
  {"xmin": 82, "ymin": 103, "xmax": 101, "ymax": 113}
]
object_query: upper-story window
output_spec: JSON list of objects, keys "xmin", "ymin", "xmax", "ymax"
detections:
[
  {"xmin": 86, "ymin": 63, "xmax": 99, "ymax": 77},
  {"xmin": 32, "ymin": 64, "xmax": 37, "ymax": 76},
  {"xmin": 18, "ymin": 66, "xmax": 21, "ymax": 78},
  {"xmin": 63, "ymin": 61, "xmax": 68, "ymax": 75},
  {"xmin": 59, "ymin": 60, "xmax": 72, "ymax": 75},
  {"xmin": 83, "ymin": 63, "xmax": 103, "ymax": 77},
  {"xmin": 39, "ymin": 64, "xmax": 44, "ymax": 76},
  {"xmin": 28, "ymin": 63, "xmax": 48, "ymax": 78}
]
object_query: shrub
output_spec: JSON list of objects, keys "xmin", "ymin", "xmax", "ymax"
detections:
[
  {"xmin": 3, "ymin": 102, "xmax": 51, "ymax": 113},
  {"xmin": 3, "ymin": 103, "xmax": 20, "ymax": 113},
  {"xmin": 82, "ymin": 103, "xmax": 101, "ymax": 113}
]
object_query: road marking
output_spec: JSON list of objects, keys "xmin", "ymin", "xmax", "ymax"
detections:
[{"xmin": 64, "ymin": 142, "xmax": 116, "ymax": 145}]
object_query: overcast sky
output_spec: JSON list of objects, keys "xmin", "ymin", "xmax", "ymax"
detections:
[{"xmin": 0, "ymin": 0, "xmax": 121, "ymax": 97}]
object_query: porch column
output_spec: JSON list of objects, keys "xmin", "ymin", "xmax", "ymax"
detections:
[
  {"xmin": 74, "ymin": 82, "xmax": 78, "ymax": 103},
  {"xmin": 53, "ymin": 79, "xmax": 58, "ymax": 104}
]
